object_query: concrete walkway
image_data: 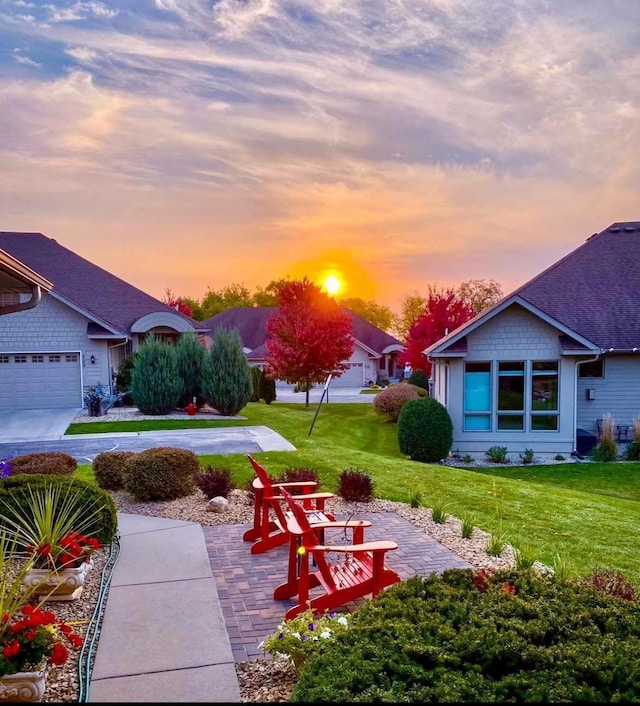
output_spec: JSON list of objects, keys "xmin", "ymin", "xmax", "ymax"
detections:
[{"xmin": 89, "ymin": 513, "xmax": 241, "ymax": 703}]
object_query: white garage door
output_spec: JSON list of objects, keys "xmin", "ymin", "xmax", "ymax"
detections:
[
  {"xmin": 0, "ymin": 353, "xmax": 82, "ymax": 410},
  {"xmin": 332, "ymin": 362, "xmax": 364, "ymax": 387}
]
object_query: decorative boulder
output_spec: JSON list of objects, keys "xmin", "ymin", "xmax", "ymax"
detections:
[{"xmin": 207, "ymin": 496, "xmax": 229, "ymax": 513}]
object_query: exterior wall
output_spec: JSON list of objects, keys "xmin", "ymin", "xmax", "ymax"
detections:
[
  {"xmin": 577, "ymin": 355, "xmax": 640, "ymax": 437},
  {"xmin": 0, "ymin": 292, "xmax": 100, "ymax": 405},
  {"xmin": 436, "ymin": 305, "xmax": 577, "ymax": 459}
]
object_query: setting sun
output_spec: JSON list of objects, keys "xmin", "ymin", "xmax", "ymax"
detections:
[{"xmin": 322, "ymin": 273, "xmax": 343, "ymax": 296}]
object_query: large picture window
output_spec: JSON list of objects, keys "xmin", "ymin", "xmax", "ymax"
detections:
[
  {"xmin": 531, "ymin": 361, "xmax": 558, "ymax": 430},
  {"xmin": 464, "ymin": 362, "xmax": 491, "ymax": 431}
]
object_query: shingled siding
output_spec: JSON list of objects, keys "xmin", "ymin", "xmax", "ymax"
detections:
[
  {"xmin": 0, "ymin": 293, "xmax": 110, "ymax": 395},
  {"xmin": 444, "ymin": 305, "xmax": 576, "ymax": 459},
  {"xmin": 577, "ymin": 355, "xmax": 640, "ymax": 439}
]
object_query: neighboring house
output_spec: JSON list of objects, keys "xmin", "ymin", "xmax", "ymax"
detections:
[
  {"xmin": 425, "ymin": 221, "xmax": 640, "ymax": 459},
  {"xmin": 202, "ymin": 307, "xmax": 405, "ymax": 388},
  {"xmin": 0, "ymin": 232, "xmax": 208, "ymax": 411}
]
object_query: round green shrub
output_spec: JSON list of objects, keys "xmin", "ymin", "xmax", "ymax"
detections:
[
  {"xmin": 625, "ymin": 440, "xmax": 640, "ymax": 461},
  {"xmin": 292, "ymin": 568, "xmax": 640, "ymax": 703},
  {"xmin": 0, "ymin": 475, "xmax": 118, "ymax": 545},
  {"xmin": 93, "ymin": 451, "xmax": 137, "ymax": 491},
  {"xmin": 408, "ymin": 368, "xmax": 430, "ymax": 392},
  {"xmin": 123, "ymin": 447, "xmax": 200, "ymax": 501},
  {"xmin": 10, "ymin": 452, "xmax": 77, "ymax": 476},
  {"xmin": 372, "ymin": 383, "xmax": 426, "ymax": 422},
  {"xmin": 397, "ymin": 397, "xmax": 453, "ymax": 462}
]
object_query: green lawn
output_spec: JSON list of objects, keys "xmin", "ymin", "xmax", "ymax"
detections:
[{"xmin": 71, "ymin": 402, "xmax": 640, "ymax": 586}]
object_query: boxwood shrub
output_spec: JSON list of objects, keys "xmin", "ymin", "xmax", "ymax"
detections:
[
  {"xmin": 373, "ymin": 383, "xmax": 426, "ymax": 422},
  {"xmin": 93, "ymin": 451, "xmax": 137, "ymax": 491},
  {"xmin": 123, "ymin": 447, "xmax": 200, "ymax": 501},
  {"xmin": 10, "ymin": 452, "xmax": 77, "ymax": 476},
  {"xmin": 292, "ymin": 568, "xmax": 640, "ymax": 703},
  {"xmin": 0, "ymin": 475, "xmax": 118, "ymax": 545}
]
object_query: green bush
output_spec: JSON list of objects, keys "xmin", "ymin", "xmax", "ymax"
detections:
[
  {"xmin": 373, "ymin": 383, "xmax": 426, "ymax": 422},
  {"xmin": 0, "ymin": 475, "xmax": 117, "ymax": 545},
  {"xmin": 130, "ymin": 336, "xmax": 183, "ymax": 415},
  {"xmin": 202, "ymin": 327, "xmax": 253, "ymax": 416},
  {"xmin": 123, "ymin": 447, "xmax": 200, "ymax": 501},
  {"xmin": 260, "ymin": 374, "xmax": 277, "ymax": 405},
  {"xmin": 625, "ymin": 441, "xmax": 640, "ymax": 461},
  {"xmin": 408, "ymin": 368, "xmax": 430, "ymax": 392},
  {"xmin": 397, "ymin": 397, "xmax": 453, "ymax": 462},
  {"xmin": 519, "ymin": 448, "xmax": 535, "ymax": 464},
  {"xmin": 175, "ymin": 332, "xmax": 206, "ymax": 408},
  {"xmin": 292, "ymin": 568, "xmax": 640, "ymax": 703},
  {"xmin": 486, "ymin": 445, "xmax": 509, "ymax": 463},
  {"xmin": 115, "ymin": 351, "xmax": 137, "ymax": 405},
  {"xmin": 10, "ymin": 452, "xmax": 77, "ymax": 476},
  {"xmin": 93, "ymin": 451, "xmax": 136, "ymax": 491}
]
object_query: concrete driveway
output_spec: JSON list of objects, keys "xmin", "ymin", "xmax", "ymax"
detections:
[{"xmin": 0, "ymin": 408, "xmax": 81, "ymax": 443}]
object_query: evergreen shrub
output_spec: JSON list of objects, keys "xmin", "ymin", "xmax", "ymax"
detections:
[
  {"xmin": 202, "ymin": 327, "xmax": 252, "ymax": 415},
  {"xmin": 250, "ymin": 366, "xmax": 263, "ymax": 403},
  {"xmin": 10, "ymin": 452, "xmax": 77, "ymax": 476},
  {"xmin": 175, "ymin": 332, "xmax": 206, "ymax": 408},
  {"xmin": 115, "ymin": 351, "xmax": 137, "ymax": 405},
  {"xmin": 0, "ymin": 475, "xmax": 117, "ymax": 545},
  {"xmin": 93, "ymin": 451, "xmax": 136, "ymax": 490},
  {"xmin": 408, "ymin": 368, "xmax": 430, "ymax": 392},
  {"xmin": 123, "ymin": 447, "xmax": 200, "ymax": 501},
  {"xmin": 397, "ymin": 397, "xmax": 453, "ymax": 462},
  {"xmin": 130, "ymin": 336, "xmax": 183, "ymax": 415},
  {"xmin": 260, "ymin": 374, "xmax": 277, "ymax": 405},
  {"xmin": 292, "ymin": 568, "xmax": 640, "ymax": 703},
  {"xmin": 373, "ymin": 383, "xmax": 426, "ymax": 422}
]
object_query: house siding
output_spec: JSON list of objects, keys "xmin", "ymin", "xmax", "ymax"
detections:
[
  {"xmin": 577, "ymin": 355, "xmax": 640, "ymax": 438},
  {"xmin": 0, "ymin": 292, "xmax": 112, "ymax": 401},
  {"xmin": 439, "ymin": 305, "xmax": 576, "ymax": 458}
]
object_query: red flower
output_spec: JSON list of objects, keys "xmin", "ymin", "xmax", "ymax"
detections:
[
  {"xmin": 35, "ymin": 543, "xmax": 52, "ymax": 556},
  {"xmin": 59, "ymin": 623, "xmax": 72, "ymax": 635},
  {"xmin": 50, "ymin": 643, "xmax": 69, "ymax": 666},
  {"xmin": 41, "ymin": 611, "xmax": 56, "ymax": 625},
  {"xmin": 1, "ymin": 613, "xmax": 9, "ymax": 623},
  {"xmin": 20, "ymin": 605, "xmax": 35, "ymax": 616},
  {"xmin": 2, "ymin": 640, "xmax": 21, "ymax": 659},
  {"xmin": 68, "ymin": 634, "xmax": 83, "ymax": 648},
  {"xmin": 502, "ymin": 582, "xmax": 516, "ymax": 596},
  {"xmin": 24, "ymin": 630, "xmax": 36, "ymax": 641}
]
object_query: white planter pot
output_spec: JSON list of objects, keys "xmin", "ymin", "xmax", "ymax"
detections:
[
  {"xmin": 0, "ymin": 668, "xmax": 46, "ymax": 702},
  {"xmin": 23, "ymin": 561, "xmax": 90, "ymax": 601}
]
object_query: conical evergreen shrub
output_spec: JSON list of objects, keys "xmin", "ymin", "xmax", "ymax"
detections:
[
  {"xmin": 202, "ymin": 327, "xmax": 253, "ymax": 416},
  {"xmin": 260, "ymin": 374, "xmax": 277, "ymax": 405},
  {"xmin": 130, "ymin": 336, "xmax": 183, "ymax": 415},
  {"xmin": 250, "ymin": 366, "xmax": 263, "ymax": 403},
  {"xmin": 175, "ymin": 333, "xmax": 206, "ymax": 408}
]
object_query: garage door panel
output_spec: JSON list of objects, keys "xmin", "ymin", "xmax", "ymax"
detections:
[
  {"xmin": 0, "ymin": 353, "xmax": 81, "ymax": 410},
  {"xmin": 332, "ymin": 362, "xmax": 364, "ymax": 387}
]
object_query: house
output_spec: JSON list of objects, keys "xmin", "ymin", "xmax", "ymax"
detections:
[
  {"xmin": 202, "ymin": 307, "xmax": 405, "ymax": 388},
  {"xmin": 0, "ymin": 232, "xmax": 208, "ymax": 411},
  {"xmin": 425, "ymin": 221, "xmax": 640, "ymax": 459}
]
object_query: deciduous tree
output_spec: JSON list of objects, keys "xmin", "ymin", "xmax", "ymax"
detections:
[
  {"xmin": 393, "ymin": 292, "xmax": 428, "ymax": 342},
  {"xmin": 264, "ymin": 278, "xmax": 354, "ymax": 407},
  {"xmin": 339, "ymin": 297, "xmax": 394, "ymax": 333},
  {"xmin": 456, "ymin": 279, "xmax": 503, "ymax": 315},
  {"xmin": 401, "ymin": 289, "xmax": 474, "ymax": 375},
  {"xmin": 162, "ymin": 288, "xmax": 195, "ymax": 318}
]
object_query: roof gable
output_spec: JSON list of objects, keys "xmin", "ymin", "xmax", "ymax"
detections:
[{"xmin": 0, "ymin": 232, "xmax": 206, "ymax": 334}]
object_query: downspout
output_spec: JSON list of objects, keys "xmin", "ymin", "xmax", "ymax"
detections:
[
  {"xmin": 1, "ymin": 286, "xmax": 41, "ymax": 315},
  {"xmin": 574, "ymin": 352, "xmax": 601, "ymax": 455}
]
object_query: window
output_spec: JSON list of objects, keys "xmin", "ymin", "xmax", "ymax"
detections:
[
  {"xmin": 379, "ymin": 358, "xmax": 386, "ymax": 371},
  {"xmin": 578, "ymin": 360, "xmax": 603, "ymax": 378},
  {"xmin": 0, "ymin": 356, "xmax": 8, "ymax": 364},
  {"xmin": 65, "ymin": 354, "xmax": 78, "ymax": 363},
  {"xmin": 14, "ymin": 355, "xmax": 27, "ymax": 364},
  {"xmin": 32, "ymin": 355, "xmax": 44, "ymax": 363},
  {"xmin": 531, "ymin": 361, "xmax": 558, "ymax": 430},
  {"xmin": 497, "ymin": 361, "xmax": 524, "ymax": 430},
  {"xmin": 49, "ymin": 355, "xmax": 61, "ymax": 363},
  {"xmin": 464, "ymin": 362, "xmax": 491, "ymax": 430}
]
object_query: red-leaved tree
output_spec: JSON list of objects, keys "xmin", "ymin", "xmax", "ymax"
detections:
[
  {"xmin": 401, "ymin": 288, "xmax": 474, "ymax": 376},
  {"xmin": 163, "ymin": 288, "xmax": 193, "ymax": 318},
  {"xmin": 263, "ymin": 277, "xmax": 354, "ymax": 408}
]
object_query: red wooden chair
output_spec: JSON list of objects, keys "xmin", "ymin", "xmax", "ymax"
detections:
[
  {"xmin": 243, "ymin": 454, "xmax": 335, "ymax": 555},
  {"xmin": 276, "ymin": 487, "xmax": 401, "ymax": 619}
]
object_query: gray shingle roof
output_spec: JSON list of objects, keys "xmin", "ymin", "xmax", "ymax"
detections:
[
  {"xmin": 202, "ymin": 306, "xmax": 403, "ymax": 356},
  {"xmin": 0, "ymin": 232, "xmax": 206, "ymax": 334},
  {"xmin": 514, "ymin": 222, "xmax": 640, "ymax": 349}
]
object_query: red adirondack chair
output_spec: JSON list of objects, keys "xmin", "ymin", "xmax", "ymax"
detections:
[
  {"xmin": 243, "ymin": 454, "xmax": 335, "ymax": 555},
  {"xmin": 276, "ymin": 487, "xmax": 401, "ymax": 619}
]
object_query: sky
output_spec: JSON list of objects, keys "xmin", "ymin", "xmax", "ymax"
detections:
[{"xmin": 1, "ymin": 0, "xmax": 639, "ymax": 313}]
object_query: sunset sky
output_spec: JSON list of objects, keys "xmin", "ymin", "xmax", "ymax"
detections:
[{"xmin": 1, "ymin": 1, "xmax": 639, "ymax": 312}]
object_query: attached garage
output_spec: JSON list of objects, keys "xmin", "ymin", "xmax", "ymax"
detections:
[
  {"xmin": 0, "ymin": 352, "xmax": 82, "ymax": 410},
  {"xmin": 332, "ymin": 362, "xmax": 365, "ymax": 387}
]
